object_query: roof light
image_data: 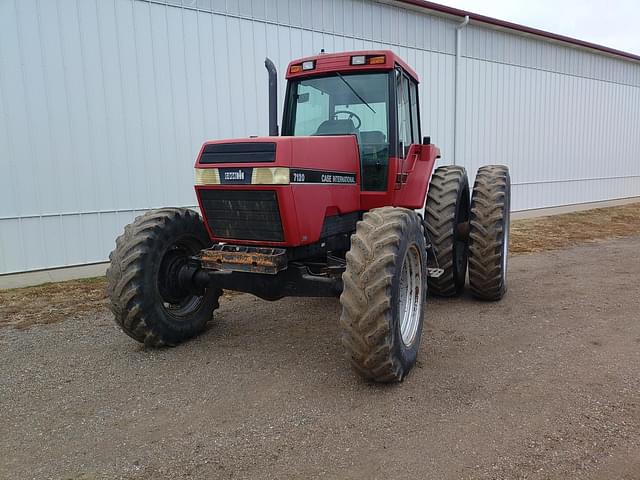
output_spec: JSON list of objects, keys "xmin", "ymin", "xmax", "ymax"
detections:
[
  {"xmin": 368, "ymin": 55, "xmax": 386, "ymax": 64},
  {"xmin": 289, "ymin": 64, "xmax": 302, "ymax": 74},
  {"xmin": 302, "ymin": 60, "xmax": 315, "ymax": 70},
  {"xmin": 351, "ymin": 55, "xmax": 386, "ymax": 66}
]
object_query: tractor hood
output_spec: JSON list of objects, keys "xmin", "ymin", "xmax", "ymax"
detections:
[
  {"xmin": 194, "ymin": 136, "xmax": 360, "ymax": 186},
  {"xmin": 194, "ymin": 136, "xmax": 361, "ymax": 247}
]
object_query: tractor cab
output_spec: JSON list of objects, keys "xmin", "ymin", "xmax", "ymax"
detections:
[
  {"xmin": 193, "ymin": 50, "xmax": 438, "ymax": 249},
  {"xmin": 283, "ymin": 51, "xmax": 424, "ymax": 193}
]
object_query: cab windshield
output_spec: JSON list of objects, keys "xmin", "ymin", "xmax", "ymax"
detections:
[{"xmin": 283, "ymin": 72, "xmax": 390, "ymax": 191}]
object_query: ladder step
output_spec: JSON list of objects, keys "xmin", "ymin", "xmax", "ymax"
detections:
[{"xmin": 427, "ymin": 267, "xmax": 444, "ymax": 278}]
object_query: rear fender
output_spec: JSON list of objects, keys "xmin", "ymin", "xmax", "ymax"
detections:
[{"xmin": 393, "ymin": 144, "xmax": 439, "ymax": 209}]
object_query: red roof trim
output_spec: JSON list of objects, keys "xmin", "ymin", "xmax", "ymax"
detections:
[
  {"xmin": 286, "ymin": 50, "xmax": 420, "ymax": 81},
  {"xmin": 396, "ymin": 0, "xmax": 640, "ymax": 63}
]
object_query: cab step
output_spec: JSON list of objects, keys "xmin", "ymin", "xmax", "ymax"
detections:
[{"xmin": 427, "ymin": 267, "xmax": 444, "ymax": 278}]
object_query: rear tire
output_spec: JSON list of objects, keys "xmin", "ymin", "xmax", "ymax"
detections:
[
  {"xmin": 106, "ymin": 208, "xmax": 222, "ymax": 347},
  {"xmin": 468, "ymin": 165, "xmax": 511, "ymax": 301},
  {"xmin": 424, "ymin": 166, "xmax": 470, "ymax": 296},
  {"xmin": 339, "ymin": 207, "xmax": 427, "ymax": 383}
]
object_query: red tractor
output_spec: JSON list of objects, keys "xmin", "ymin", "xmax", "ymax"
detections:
[{"xmin": 107, "ymin": 51, "xmax": 510, "ymax": 382}]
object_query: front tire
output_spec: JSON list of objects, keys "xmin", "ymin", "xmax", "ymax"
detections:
[
  {"xmin": 106, "ymin": 208, "xmax": 222, "ymax": 347},
  {"xmin": 339, "ymin": 207, "xmax": 427, "ymax": 383}
]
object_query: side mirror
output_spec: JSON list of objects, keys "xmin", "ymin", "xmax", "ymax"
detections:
[{"xmin": 422, "ymin": 136, "xmax": 431, "ymax": 145}]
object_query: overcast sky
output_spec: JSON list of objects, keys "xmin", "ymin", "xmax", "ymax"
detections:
[{"xmin": 435, "ymin": 0, "xmax": 640, "ymax": 55}]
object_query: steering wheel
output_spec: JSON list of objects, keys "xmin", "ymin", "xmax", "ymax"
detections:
[{"xmin": 332, "ymin": 110, "xmax": 362, "ymax": 130}]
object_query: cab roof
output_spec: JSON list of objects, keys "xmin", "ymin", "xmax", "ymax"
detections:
[{"xmin": 285, "ymin": 50, "xmax": 419, "ymax": 83}]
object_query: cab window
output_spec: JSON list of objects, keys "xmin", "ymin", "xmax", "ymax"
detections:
[
  {"xmin": 396, "ymin": 69, "xmax": 421, "ymax": 156},
  {"xmin": 284, "ymin": 72, "xmax": 391, "ymax": 191},
  {"xmin": 409, "ymin": 80, "xmax": 420, "ymax": 144}
]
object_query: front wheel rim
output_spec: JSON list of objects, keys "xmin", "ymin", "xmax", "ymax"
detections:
[{"xmin": 398, "ymin": 245, "xmax": 423, "ymax": 347}]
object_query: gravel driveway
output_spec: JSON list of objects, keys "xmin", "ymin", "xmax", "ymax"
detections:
[{"xmin": 1, "ymin": 236, "xmax": 639, "ymax": 479}]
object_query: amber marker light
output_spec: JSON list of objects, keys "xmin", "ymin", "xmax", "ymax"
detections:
[{"xmin": 367, "ymin": 55, "xmax": 386, "ymax": 64}]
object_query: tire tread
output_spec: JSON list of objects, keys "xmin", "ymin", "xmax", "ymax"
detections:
[
  {"xmin": 425, "ymin": 166, "xmax": 470, "ymax": 296},
  {"xmin": 106, "ymin": 208, "xmax": 221, "ymax": 346},
  {"xmin": 468, "ymin": 165, "xmax": 511, "ymax": 301},
  {"xmin": 339, "ymin": 207, "xmax": 424, "ymax": 382}
]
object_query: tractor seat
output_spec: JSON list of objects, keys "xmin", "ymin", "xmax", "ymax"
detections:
[
  {"xmin": 360, "ymin": 130, "xmax": 388, "ymax": 159},
  {"xmin": 313, "ymin": 119, "xmax": 359, "ymax": 137},
  {"xmin": 360, "ymin": 130, "xmax": 386, "ymax": 145}
]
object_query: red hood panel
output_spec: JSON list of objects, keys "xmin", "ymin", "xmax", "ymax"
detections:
[{"xmin": 195, "ymin": 136, "xmax": 361, "ymax": 246}]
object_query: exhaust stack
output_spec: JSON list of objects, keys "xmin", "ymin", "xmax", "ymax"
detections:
[{"xmin": 264, "ymin": 57, "xmax": 279, "ymax": 136}]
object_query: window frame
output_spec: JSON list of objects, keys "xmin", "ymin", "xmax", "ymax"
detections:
[
  {"xmin": 281, "ymin": 71, "xmax": 393, "ymax": 138},
  {"xmin": 395, "ymin": 69, "xmax": 409, "ymax": 157},
  {"xmin": 281, "ymin": 67, "xmax": 421, "ymax": 159},
  {"xmin": 408, "ymin": 76, "xmax": 421, "ymax": 145},
  {"xmin": 394, "ymin": 68, "xmax": 421, "ymax": 158}
]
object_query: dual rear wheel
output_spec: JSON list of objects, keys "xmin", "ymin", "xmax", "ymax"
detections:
[{"xmin": 425, "ymin": 164, "xmax": 511, "ymax": 301}]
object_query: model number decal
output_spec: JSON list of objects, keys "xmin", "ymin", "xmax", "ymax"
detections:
[{"xmin": 290, "ymin": 169, "xmax": 356, "ymax": 184}]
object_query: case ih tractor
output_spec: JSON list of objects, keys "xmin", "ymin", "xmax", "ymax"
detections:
[{"xmin": 107, "ymin": 51, "xmax": 510, "ymax": 382}]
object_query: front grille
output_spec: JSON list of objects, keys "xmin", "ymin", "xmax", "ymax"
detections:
[
  {"xmin": 199, "ymin": 189, "xmax": 284, "ymax": 242},
  {"xmin": 200, "ymin": 142, "xmax": 276, "ymax": 164}
]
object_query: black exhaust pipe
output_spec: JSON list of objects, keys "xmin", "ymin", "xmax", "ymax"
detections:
[{"xmin": 264, "ymin": 57, "xmax": 279, "ymax": 136}]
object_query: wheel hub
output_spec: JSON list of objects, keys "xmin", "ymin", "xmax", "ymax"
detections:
[
  {"xmin": 398, "ymin": 245, "xmax": 423, "ymax": 347},
  {"xmin": 158, "ymin": 247, "xmax": 193, "ymax": 304}
]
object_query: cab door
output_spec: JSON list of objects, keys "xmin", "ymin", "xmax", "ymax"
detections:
[
  {"xmin": 393, "ymin": 67, "xmax": 437, "ymax": 209},
  {"xmin": 395, "ymin": 68, "xmax": 422, "ymax": 184}
]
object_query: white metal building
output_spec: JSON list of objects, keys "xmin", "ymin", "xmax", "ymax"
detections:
[{"xmin": 1, "ymin": 0, "xmax": 639, "ymax": 276}]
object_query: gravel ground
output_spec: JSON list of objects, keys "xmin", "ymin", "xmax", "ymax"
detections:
[{"xmin": 1, "ymin": 236, "xmax": 639, "ymax": 479}]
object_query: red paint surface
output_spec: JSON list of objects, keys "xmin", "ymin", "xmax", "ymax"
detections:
[
  {"xmin": 393, "ymin": 144, "xmax": 440, "ymax": 209},
  {"xmin": 195, "ymin": 136, "xmax": 361, "ymax": 247},
  {"xmin": 194, "ymin": 135, "xmax": 438, "ymax": 246}
]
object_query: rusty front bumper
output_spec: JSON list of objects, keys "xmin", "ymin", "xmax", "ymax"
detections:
[{"xmin": 199, "ymin": 244, "xmax": 288, "ymax": 274}]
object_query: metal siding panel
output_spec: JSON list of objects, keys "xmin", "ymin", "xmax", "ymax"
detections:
[
  {"xmin": 96, "ymin": 0, "xmax": 133, "ymax": 211},
  {"xmin": 0, "ymin": 219, "xmax": 24, "ymax": 274},
  {"xmin": 17, "ymin": 217, "xmax": 47, "ymax": 271},
  {"xmin": 131, "ymin": 0, "xmax": 160, "ymax": 207},
  {"xmin": 116, "ymin": 0, "xmax": 150, "ymax": 209},
  {"xmin": 37, "ymin": 0, "xmax": 75, "ymax": 214},
  {"xmin": 60, "ymin": 214, "xmax": 87, "ymax": 266},
  {"xmin": 176, "ymin": 8, "xmax": 206, "ymax": 202},
  {"xmin": 13, "ymin": 0, "xmax": 49, "ymax": 219},
  {"xmin": 333, "ymin": 0, "xmax": 345, "ymax": 37},
  {"xmin": 1, "ymin": 0, "xmax": 640, "ymax": 274},
  {"xmin": 79, "ymin": 0, "xmax": 120, "ymax": 210},
  {"xmin": 59, "ymin": 0, "xmax": 104, "ymax": 215},
  {"xmin": 210, "ymin": 13, "xmax": 232, "ymax": 137},
  {"xmin": 397, "ymin": 5, "xmax": 407, "ymax": 46},
  {"xmin": 226, "ymin": 16, "xmax": 248, "ymax": 136},
  {"xmin": 0, "ymin": 0, "xmax": 20, "ymax": 219},
  {"xmin": 149, "ymin": 2, "xmax": 177, "ymax": 207}
]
